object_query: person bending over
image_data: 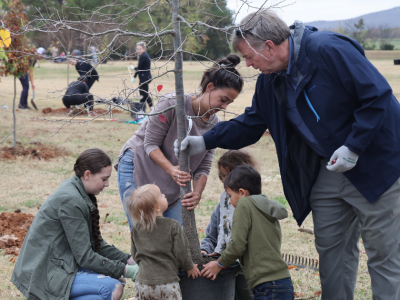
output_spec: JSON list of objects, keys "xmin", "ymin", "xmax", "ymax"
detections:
[
  {"xmin": 177, "ymin": 9, "xmax": 400, "ymax": 299},
  {"xmin": 115, "ymin": 54, "xmax": 244, "ymax": 229},
  {"xmin": 201, "ymin": 165, "xmax": 294, "ymax": 300},
  {"xmin": 130, "ymin": 184, "xmax": 200, "ymax": 300},
  {"xmin": 70, "ymin": 49, "xmax": 99, "ymax": 90},
  {"xmin": 62, "ymin": 77, "xmax": 96, "ymax": 115}
]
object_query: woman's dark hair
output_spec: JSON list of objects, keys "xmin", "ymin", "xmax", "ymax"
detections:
[
  {"xmin": 199, "ymin": 54, "xmax": 244, "ymax": 94},
  {"xmin": 74, "ymin": 148, "xmax": 112, "ymax": 253},
  {"xmin": 218, "ymin": 150, "xmax": 257, "ymax": 173},
  {"xmin": 224, "ymin": 164, "xmax": 262, "ymax": 195}
]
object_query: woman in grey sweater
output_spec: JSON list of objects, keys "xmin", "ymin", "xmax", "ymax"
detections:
[{"xmin": 115, "ymin": 54, "xmax": 244, "ymax": 228}]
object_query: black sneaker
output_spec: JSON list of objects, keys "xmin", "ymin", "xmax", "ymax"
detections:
[{"xmin": 18, "ymin": 105, "xmax": 32, "ymax": 110}]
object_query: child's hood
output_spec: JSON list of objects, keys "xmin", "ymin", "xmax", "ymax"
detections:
[{"xmin": 248, "ymin": 194, "xmax": 288, "ymax": 221}]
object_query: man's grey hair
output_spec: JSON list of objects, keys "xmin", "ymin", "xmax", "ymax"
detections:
[{"xmin": 232, "ymin": 9, "xmax": 290, "ymax": 52}]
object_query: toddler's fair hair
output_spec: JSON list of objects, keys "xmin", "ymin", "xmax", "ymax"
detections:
[{"xmin": 129, "ymin": 184, "xmax": 159, "ymax": 231}]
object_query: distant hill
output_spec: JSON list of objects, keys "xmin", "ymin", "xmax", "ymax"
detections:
[{"xmin": 306, "ymin": 6, "xmax": 400, "ymax": 30}]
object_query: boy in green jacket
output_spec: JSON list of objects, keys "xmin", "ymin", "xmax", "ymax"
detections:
[{"xmin": 200, "ymin": 164, "xmax": 294, "ymax": 300}]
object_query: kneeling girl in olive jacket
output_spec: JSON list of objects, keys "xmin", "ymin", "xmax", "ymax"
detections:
[{"xmin": 12, "ymin": 148, "xmax": 139, "ymax": 300}]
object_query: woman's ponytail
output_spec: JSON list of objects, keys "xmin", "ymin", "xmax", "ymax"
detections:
[{"xmin": 89, "ymin": 194, "xmax": 102, "ymax": 253}]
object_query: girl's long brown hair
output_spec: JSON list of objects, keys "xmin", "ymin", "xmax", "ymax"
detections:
[{"xmin": 74, "ymin": 148, "xmax": 112, "ymax": 253}]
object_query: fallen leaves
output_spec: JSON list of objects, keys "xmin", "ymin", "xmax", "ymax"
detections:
[
  {"xmin": 298, "ymin": 227, "xmax": 314, "ymax": 235},
  {"xmin": 295, "ymin": 292, "xmax": 304, "ymax": 297},
  {"xmin": 104, "ymin": 213, "xmax": 110, "ymax": 223},
  {"xmin": 294, "ymin": 291, "xmax": 322, "ymax": 299}
]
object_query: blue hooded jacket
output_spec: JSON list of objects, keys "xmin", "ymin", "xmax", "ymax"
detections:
[{"xmin": 203, "ymin": 22, "xmax": 400, "ymax": 226}]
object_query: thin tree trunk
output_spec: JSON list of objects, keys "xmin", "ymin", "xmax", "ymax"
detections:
[
  {"xmin": 67, "ymin": 62, "xmax": 69, "ymax": 85},
  {"xmin": 13, "ymin": 75, "xmax": 17, "ymax": 148},
  {"xmin": 172, "ymin": 0, "xmax": 202, "ymax": 265}
]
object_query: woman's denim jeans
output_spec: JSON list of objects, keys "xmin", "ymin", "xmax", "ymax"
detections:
[
  {"xmin": 117, "ymin": 150, "xmax": 183, "ymax": 230},
  {"xmin": 252, "ymin": 278, "xmax": 294, "ymax": 300},
  {"xmin": 69, "ymin": 267, "xmax": 121, "ymax": 300}
]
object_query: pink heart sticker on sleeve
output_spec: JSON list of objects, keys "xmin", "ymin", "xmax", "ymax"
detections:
[{"xmin": 158, "ymin": 114, "xmax": 166, "ymax": 123}]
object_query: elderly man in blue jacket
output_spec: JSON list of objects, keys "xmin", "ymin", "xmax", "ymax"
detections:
[{"xmin": 176, "ymin": 9, "xmax": 400, "ymax": 300}]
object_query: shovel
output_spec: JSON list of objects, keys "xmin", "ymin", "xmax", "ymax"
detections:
[{"xmin": 31, "ymin": 90, "xmax": 38, "ymax": 110}]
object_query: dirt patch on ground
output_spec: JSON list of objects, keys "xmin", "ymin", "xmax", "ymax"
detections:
[
  {"xmin": 0, "ymin": 212, "xmax": 34, "ymax": 256},
  {"xmin": 42, "ymin": 107, "xmax": 122, "ymax": 115},
  {"xmin": 0, "ymin": 142, "xmax": 70, "ymax": 161}
]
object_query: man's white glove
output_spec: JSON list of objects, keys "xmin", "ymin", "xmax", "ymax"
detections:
[
  {"xmin": 174, "ymin": 136, "xmax": 206, "ymax": 158},
  {"xmin": 326, "ymin": 145, "xmax": 359, "ymax": 173}
]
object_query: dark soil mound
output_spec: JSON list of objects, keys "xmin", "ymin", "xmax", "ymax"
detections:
[
  {"xmin": 42, "ymin": 107, "xmax": 122, "ymax": 115},
  {"xmin": 0, "ymin": 142, "xmax": 70, "ymax": 161}
]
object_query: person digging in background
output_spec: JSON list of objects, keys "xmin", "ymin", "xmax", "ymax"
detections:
[
  {"xmin": 62, "ymin": 77, "xmax": 97, "ymax": 116},
  {"xmin": 69, "ymin": 49, "xmax": 99, "ymax": 90},
  {"xmin": 11, "ymin": 148, "xmax": 139, "ymax": 300},
  {"xmin": 201, "ymin": 165, "xmax": 293, "ymax": 300},
  {"xmin": 200, "ymin": 150, "xmax": 256, "ymax": 300},
  {"xmin": 177, "ymin": 9, "xmax": 400, "ymax": 300},
  {"xmin": 129, "ymin": 184, "xmax": 200, "ymax": 300}
]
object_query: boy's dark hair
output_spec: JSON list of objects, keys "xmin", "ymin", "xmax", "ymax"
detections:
[
  {"xmin": 218, "ymin": 150, "xmax": 257, "ymax": 172},
  {"xmin": 224, "ymin": 164, "xmax": 262, "ymax": 195}
]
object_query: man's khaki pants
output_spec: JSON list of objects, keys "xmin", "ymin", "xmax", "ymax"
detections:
[{"xmin": 310, "ymin": 159, "xmax": 400, "ymax": 300}]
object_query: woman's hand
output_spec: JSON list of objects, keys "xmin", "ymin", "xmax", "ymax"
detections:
[
  {"xmin": 200, "ymin": 261, "xmax": 222, "ymax": 280},
  {"xmin": 127, "ymin": 256, "xmax": 135, "ymax": 265},
  {"xmin": 168, "ymin": 165, "xmax": 191, "ymax": 187},
  {"xmin": 31, "ymin": 83, "xmax": 35, "ymax": 90},
  {"xmin": 182, "ymin": 191, "xmax": 200, "ymax": 210}
]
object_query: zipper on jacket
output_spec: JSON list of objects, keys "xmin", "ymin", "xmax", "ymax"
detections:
[{"xmin": 303, "ymin": 90, "xmax": 320, "ymax": 122}]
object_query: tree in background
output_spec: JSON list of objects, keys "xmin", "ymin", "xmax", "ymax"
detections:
[
  {"xmin": 20, "ymin": 0, "xmax": 233, "ymax": 60},
  {"xmin": 0, "ymin": 0, "xmax": 35, "ymax": 148},
  {"xmin": 350, "ymin": 18, "xmax": 367, "ymax": 48}
]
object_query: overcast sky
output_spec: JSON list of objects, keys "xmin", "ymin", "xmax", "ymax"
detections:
[{"xmin": 226, "ymin": 0, "xmax": 400, "ymax": 25}]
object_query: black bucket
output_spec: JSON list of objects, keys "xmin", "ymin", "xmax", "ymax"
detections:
[
  {"xmin": 178, "ymin": 263, "xmax": 240, "ymax": 300},
  {"xmin": 130, "ymin": 101, "xmax": 146, "ymax": 119},
  {"xmin": 394, "ymin": 59, "xmax": 400, "ymax": 65}
]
